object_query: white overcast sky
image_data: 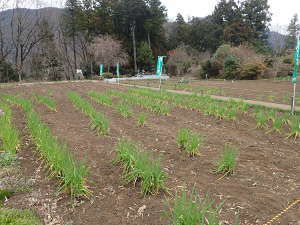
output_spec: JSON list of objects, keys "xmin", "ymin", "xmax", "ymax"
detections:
[
  {"xmin": 3, "ymin": 0, "xmax": 300, "ymax": 28},
  {"xmin": 162, "ymin": 0, "xmax": 300, "ymax": 26}
]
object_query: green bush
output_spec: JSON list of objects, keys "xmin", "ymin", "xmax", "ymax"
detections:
[
  {"xmin": 200, "ymin": 60, "xmax": 221, "ymax": 78},
  {"xmin": 223, "ymin": 55, "xmax": 240, "ymax": 79},
  {"xmin": 240, "ymin": 62, "xmax": 267, "ymax": 80}
]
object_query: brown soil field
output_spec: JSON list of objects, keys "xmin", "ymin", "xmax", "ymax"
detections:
[
  {"xmin": 121, "ymin": 78, "xmax": 300, "ymax": 106},
  {"xmin": 1, "ymin": 81, "xmax": 300, "ymax": 225}
]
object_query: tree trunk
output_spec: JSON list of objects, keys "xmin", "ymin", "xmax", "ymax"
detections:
[
  {"xmin": 131, "ymin": 23, "xmax": 137, "ymax": 74},
  {"xmin": 72, "ymin": 33, "xmax": 77, "ymax": 80},
  {"xmin": 147, "ymin": 32, "xmax": 151, "ymax": 50}
]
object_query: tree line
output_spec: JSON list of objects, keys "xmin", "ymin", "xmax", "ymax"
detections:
[{"xmin": 0, "ymin": 0, "xmax": 299, "ymax": 82}]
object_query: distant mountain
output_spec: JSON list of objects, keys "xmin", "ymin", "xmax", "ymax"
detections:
[
  {"xmin": 268, "ymin": 31, "xmax": 287, "ymax": 51},
  {"xmin": 0, "ymin": 7, "xmax": 63, "ymax": 28}
]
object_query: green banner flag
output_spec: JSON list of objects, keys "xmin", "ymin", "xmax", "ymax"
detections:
[
  {"xmin": 292, "ymin": 40, "xmax": 300, "ymax": 83},
  {"xmin": 100, "ymin": 64, "xmax": 104, "ymax": 76},
  {"xmin": 156, "ymin": 56, "xmax": 164, "ymax": 77},
  {"xmin": 116, "ymin": 64, "xmax": 120, "ymax": 77}
]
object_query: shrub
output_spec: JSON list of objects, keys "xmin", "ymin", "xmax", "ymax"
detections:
[
  {"xmin": 200, "ymin": 59, "xmax": 221, "ymax": 78},
  {"xmin": 240, "ymin": 62, "xmax": 267, "ymax": 80},
  {"xmin": 223, "ymin": 55, "xmax": 240, "ymax": 79}
]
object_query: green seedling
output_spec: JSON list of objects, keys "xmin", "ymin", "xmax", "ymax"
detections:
[
  {"xmin": 137, "ymin": 112, "xmax": 147, "ymax": 127},
  {"xmin": 215, "ymin": 145, "xmax": 238, "ymax": 176},
  {"xmin": 0, "ymin": 102, "xmax": 20, "ymax": 154},
  {"xmin": 255, "ymin": 111, "xmax": 268, "ymax": 129},
  {"xmin": 114, "ymin": 139, "xmax": 166, "ymax": 195},
  {"xmin": 116, "ymin": 102, "xmax": 132, "ymax": 118},
  {"xmin": 177, "ymin": 129, "xmax": 203, "ymax": 157},
  {"xmin": 164, "ymin": 188, "xmax": 223, "ymax": 225},
  {"xmin": 287, "ymin": 116, "xmax": 300, "ymax": 139}
]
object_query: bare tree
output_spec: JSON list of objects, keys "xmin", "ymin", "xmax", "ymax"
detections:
[
  {"xmin": 10, "ymin": 0, "xmax": 50, "ymax": 81},
  {"xmin": 88, "ymin": 35, "xmax": 129, "ymax": 72},
  {"xmin": 270, "ymin": 24, "xmax": 288, "ymax": 56}
]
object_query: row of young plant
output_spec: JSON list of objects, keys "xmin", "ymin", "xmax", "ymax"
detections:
[
  {"xmin": 32, "ymin": 93, "xmax": 57, "ymax": 112},
  {"xmin": 88, "ymin": 91, "xmax": 147, "ymax": 126},
  {"xmin": 129, "ymin": 88, "xmax": 247, "ymax": 120},
  {"xmin": 68, "ymin": 91, "xmax": 109, "ymax": 135},
  {"xmin": 88, "ymin": 91, "xmax": 132, "ymax": 118},
  {"xmin": 1, "ymin": 94, "xmax": 89, "ymax": 198},
  {"xmin": 107, "ymin": 89, "xmax": 171, "ymax": 115},
  {"xmin": 0, "ymin": 101, "xmax": 20, "ymax": 155},
  {"xmin": 130, "ymin": 88, "xmax": 300, "ymax": 139},
  {"xmin": 114, "ymin": 139, "xmax": 166, "ymax": 195}
]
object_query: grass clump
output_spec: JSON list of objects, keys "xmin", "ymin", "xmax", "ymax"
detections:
[
  {"xmin": 0, "ymin": 189, "xmax": 14, "ymax": 205},
  {"xmin": 114, "ymin": 139, "xmax": 166, "ymax": 195},
  {"xmin": 287, "ymin": 116, "xmax": 300, "ymax": 139},
  {"xmin": 254, "ymin": 111, "xmax": 268, "ymax": 129},
  {"xmin": 88, "ymin": 91, "xmax": 113, "ymax": 106},
  {"xmin": 164, "ymin": 188, "xmax": 223, "ymax": 225},
  {"xmin": 177, "ymin": 129, "xmax": 203, "ymax": 157},
  {"xmin": 215, "ymin": 145, "xmax": 238, "ymax": 176},
  {"xmin": 0, "ymin": 102, "xmax": 20, "ymax": 154},
  {"xmin": 2, "ymin": 95, "xmax": 89, "ymax": 198},
  {"xmin": 137, "ymin": 112, "xmax": 147, "ymax": 127},
  {"xmin": 68, "ymin": 91, "xmax": 109, "ymax": 135},
  {"xmin": 0, "ymin": 209, "xmax": 41, "ymax": 225},
  {"xmin": 116, "ymin": 102, "xmax": 132, "ymax": 118},
  {"xmin": 32, "ymin": 94, "xmax": 57, "ymax": 111},
  {"xmin": 0, "ymin": 153, "xmax": 17, "ymax": 167}
]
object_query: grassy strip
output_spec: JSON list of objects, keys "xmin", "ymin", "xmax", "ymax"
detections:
[
  {"xmin": 0, "ymin": 209, "xmax": 41, "ymax": 225},
  {"xmin": 164, "ymin": 188, "xmax": 223, "ymax": 225},
  {"xmin": 108, "ymin": 89, "xmax": 170, "ymax": 115},
  {"xmin": 0, "ymin": 101, "xmax": 20, "ymax": 154},
  {"xmin": 2, "ymin": 95, "xmax": 89, "ymax": 198},
  {"xmin": 32, "ymin": 94, "xmax": 57, "ymax": 112},
  {"xmin": 68, "ymin": 91, "xmax": 109, "ymax": 135},
  {"xmin": 114, "ymin": 139, "xmax": 166, "ymax": 195},
  {"xmin": 177, "ymin": 128, "xmax": 203, "ymax": 157}
]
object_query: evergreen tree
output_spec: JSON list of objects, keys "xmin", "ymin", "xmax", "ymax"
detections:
[
  {"xmin": 241, "ymin": 0, "xmax": 272, "ymax": 42},
  {"xmin": 63, "ymin": 0, "xmax": 83, "ymax": 76},
  {"xmin": 286, "ymin": 14, "xmax": 300, "ymax": 49},
  {"xmin": 174, "ymin": 13, "xmax": 190, "ymax": 47},
  {"xmin": 137, "ymin": 41, "xmax": 154, "ymax": 71}
]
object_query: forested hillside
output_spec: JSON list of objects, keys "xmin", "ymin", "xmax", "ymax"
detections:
[{"xmin": 0, "ymin": 0, "xmax": 299, "ymax": 82}]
